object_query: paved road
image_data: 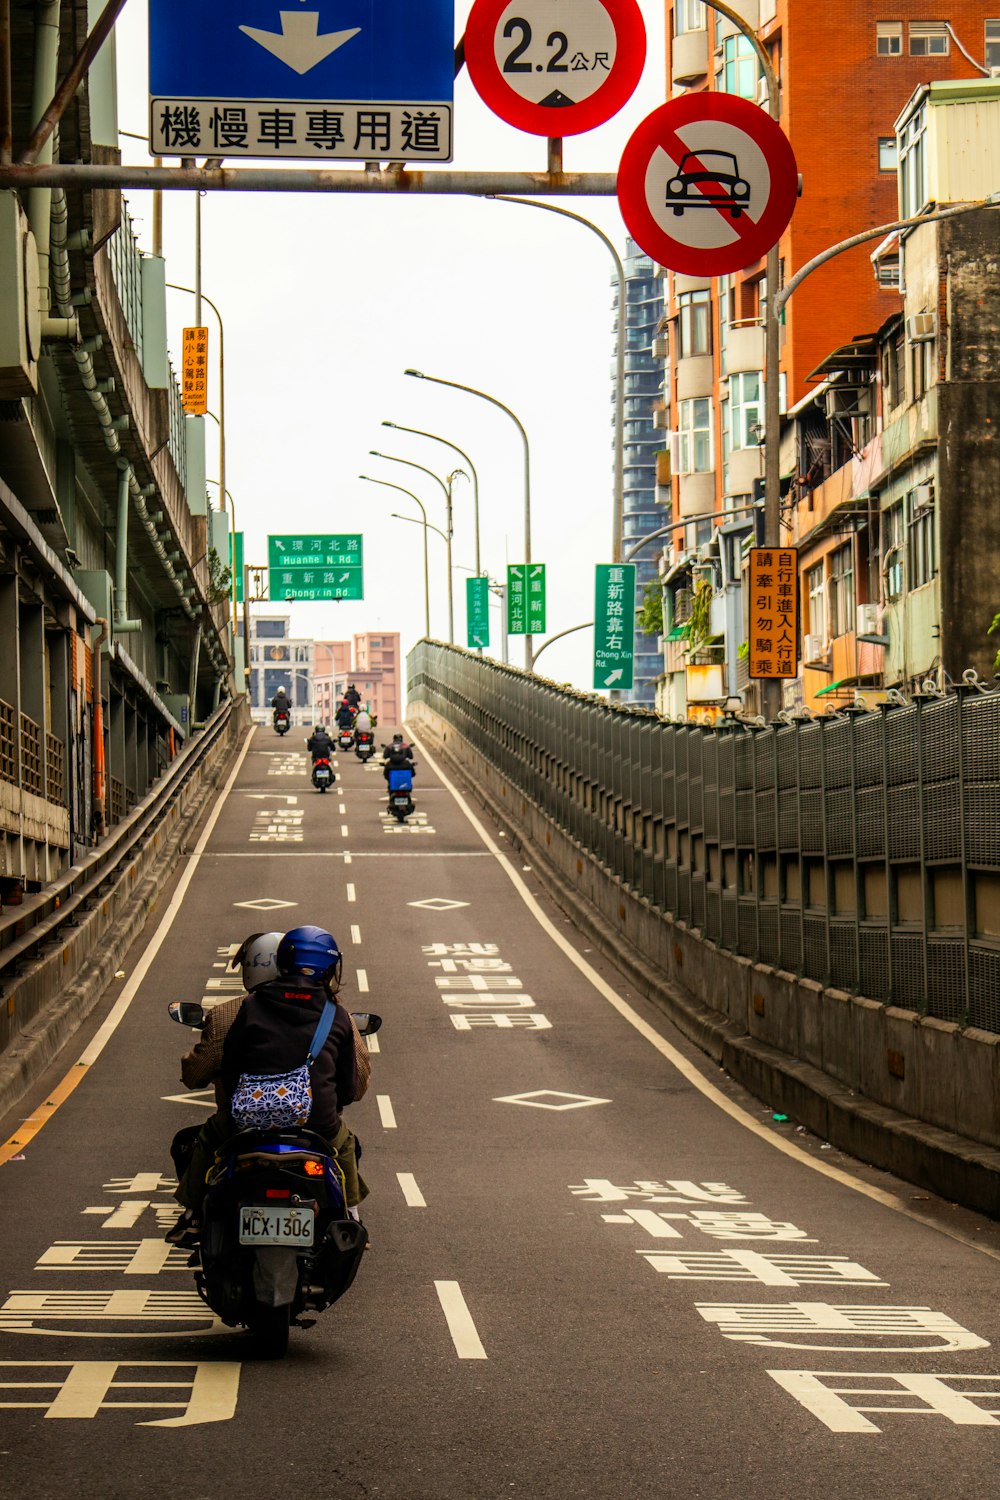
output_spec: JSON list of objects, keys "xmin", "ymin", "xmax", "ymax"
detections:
[{"xmin": 1, "ymin": 724, "xmax": 1000, "ymax": 1499}]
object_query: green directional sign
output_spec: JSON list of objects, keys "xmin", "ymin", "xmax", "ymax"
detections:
[
  {"xmin": 267, "ymin": 533, "xmax": 363, "ymax": 601},
  {"xmin": 507, "ymin": 563, "xmax": 546, "ymax": 635},
  {"xmin": 229, "ymin": 530, "xmax": 244, "ymax": 603},
  {"xmin": 466, "ymin": 575, "xmax": 490, "ymax": 649},
  {"xmin": 594, "ymin": 563, "xmax": 636, "ymax": 691}
]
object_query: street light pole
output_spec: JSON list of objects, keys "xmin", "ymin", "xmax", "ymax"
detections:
[
  {"xmin": 381, "ymin": 420, "xmax": 481, "ymax": 578},
  {"xmin": 405, "ymin": 368, "xmax": 532, "ymax": 670},
  {"xmin": 358, "ymin": 475, "xmax": 431, "ymax": 638},
  {"xmin": 486, "ymin": 195, "xmax": 625, "ymax": 566},
  {"xmin": 369, "ymin": 450, "xmax": 454, "ymax": 643}
]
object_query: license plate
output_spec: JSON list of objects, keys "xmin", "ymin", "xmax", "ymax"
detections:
[
  {"xmin": 239, "ymin": 1205, "xmax": 314, "ymax": 1246},
  {"xmin": 393, "ymin": 794, "xmax": 409, "ymax": 805}
]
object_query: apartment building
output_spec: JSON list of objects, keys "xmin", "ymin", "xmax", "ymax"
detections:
[{"xmin": 655, "ymin": 0, "xmax": 995, "ymax": 718}]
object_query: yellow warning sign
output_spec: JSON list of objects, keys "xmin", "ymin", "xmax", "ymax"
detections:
[{"xmin": 181, "ymin": 326, "xmax": 209, "ymax": 414}]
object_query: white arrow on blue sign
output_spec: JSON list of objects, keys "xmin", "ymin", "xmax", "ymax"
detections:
[{"xmin": 149, "ymin": 0, "xmax": 455, "ymax": 162}]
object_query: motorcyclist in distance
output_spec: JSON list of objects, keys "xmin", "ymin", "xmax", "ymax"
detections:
[
  {"xmin": 271, "ymin": 686, "xmax": 290, "ymax": 724},
  {"xmin": 306, "ymin": 723, "xmax": 334, "ymax": 763},
  {"xmin": 335, "ymin": 699, "xmax": 356, "ymax": 731},
  {"xmin": 345, "ymin": 684, "xmax": 361, "ymax": 709},
  {"xmin": 382, "ymin": 732, "xmax": 416, "ymax": 784},
  {"xmin": 354, "ymin": 705, "xmax": 372, "ymax": 735}
]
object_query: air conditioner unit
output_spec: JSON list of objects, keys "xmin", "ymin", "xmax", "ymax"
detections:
[
  {"xmin": 652, "ymin": 335, "xmax": 669, "ymax": 360},
  {"xmin": 803, "ymin": 634, "xmax": 825, "ymax": 663},
  {"xmin": 857, "ymin": 603, "xmax": 881, "ymax": 636},
  {"xmin": 906, "ymin": 311, "xmax": 935, "ymax": 342},
  {"xmin": 824, "ymin": 387, "xmax": 869, "ymax": 420},
  {"xmin": 757, "ymin": 76, "xmax": 770, "ymax": 105},
  {"xmin": 912, "ymin": 479, "xmax": 935, "ymax": 514},
  {"xmin": 653, "ymin": 406, "xmax": 670, "ymax": 430}
]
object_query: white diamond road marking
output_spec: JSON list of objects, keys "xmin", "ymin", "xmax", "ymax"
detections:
[
  {"xmin": 408, "ymin": 898, "xmax": 469, "ymax": 911},
  {"xmin": 233, "ymin": 898, "xmax": 298, "ymax": 911},
  {"xmin": 493, "ymin": 1091, "xmax": 611, "ymax": 1111}
]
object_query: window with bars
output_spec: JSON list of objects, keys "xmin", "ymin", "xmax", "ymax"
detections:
[{"xmin": 883, "ymin": 504, "xmax": 904, "ymax": 598}]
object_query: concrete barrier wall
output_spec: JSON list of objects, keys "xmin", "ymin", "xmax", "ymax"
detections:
[
  {"xmin": 412, "ymin": 703, "xmax": 1000, "ymax": 1216},
  {"xmin": 0, "ymin": 703, "xmax": 250, "ymax": 1120}
]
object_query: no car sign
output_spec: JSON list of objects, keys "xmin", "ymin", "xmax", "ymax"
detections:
[
  {"xmin": 465, "ymin": 0, "xmax": 646, "ymax": 137},
  {"xmin": 617, "ymin": 94, "xmax": 799, "ymax": 276}
]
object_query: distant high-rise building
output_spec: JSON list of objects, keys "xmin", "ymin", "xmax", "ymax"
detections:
[{"xmin": 614, "ymin": 237, "xmax": 666, "ymax": 707}]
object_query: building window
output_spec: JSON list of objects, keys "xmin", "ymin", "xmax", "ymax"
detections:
[
  {"xmin": 988, "ymin": 19, "xmax": 1000, "ymax": 67},
  {"xmin": 676, "ymin": 398, "xmax": 713, "ymax": 473},
  {"xmin": 899, "ymin": 106, "xmax": 927, "ymax": 218},
  {"xmin": 675, "ymin": 0, "xmax": 706, "ymax": 34},
  {"xmin": 677, "ymin": 289, "xmax": 712, "ymax": 357},
  {"xmin": 720, "ymin": 34, "xmax": 760, "ymax": 98},
  {"xmin": 907, "ymin": 485, "xmax": 936, "ymax": 587},
  {"xmin": 910, "ymin": 335, "xmax": 934, "ymax": 400},
  {"xmin": 807, "ymin": 563, "xmax": 826, "ymax": 640},
  {"xmin": 829, "ymin": 544, "xmax": 855, "ymax": 637},
  {"xmin": 878, "ymin": 136, "xmax": 898, "ymax": 171},
  {"xmin": 876, "ymin": 20, "xmax": 903, "ymax": 53},
  {"xmin": 883, "ymin": 504, "xmax": 904, "ymax": 598},
  {"xmin": 909, "ymin": 20, "xmax": 949, "ymax": 53},
  {"xmin": 730, "ymin": 371, "xmax": 762, "ymax": 449}
]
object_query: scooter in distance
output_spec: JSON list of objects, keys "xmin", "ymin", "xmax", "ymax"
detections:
[
  {"xmin": 354, "ymin": 730, "xmax": 375, "ymax": 762},
  {"xmin": 386, "ymin": 766, "xmax": 415, "ymax": 823},
  {"xmin": 311, "ymin": 757, "xmax": 335, "ymax": 793},
  {"xmin": 273, "ymin": 710, "xmax": 290, "ymax": 736},
  {"xmin": 337, "ymin": 727, "xmax": 355, "ymax": 753},
  {"xmin": 167, "ymin": 1001, "xmax": 382, "ymax": 1359}
]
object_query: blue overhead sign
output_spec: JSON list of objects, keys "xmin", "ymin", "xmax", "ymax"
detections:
[{"xmin": 149, "ymin": 0, "xmax": 455, "ymax": 161}]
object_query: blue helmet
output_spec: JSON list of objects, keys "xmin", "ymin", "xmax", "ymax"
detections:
[{"xmin": 277, "ymin": 925, "xmax": 342, "ymax": 985}]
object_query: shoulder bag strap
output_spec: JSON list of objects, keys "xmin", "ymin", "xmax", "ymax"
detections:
[{"xmin": 305, "ymin": 999, "xmax": 337, "ymax": 1066}]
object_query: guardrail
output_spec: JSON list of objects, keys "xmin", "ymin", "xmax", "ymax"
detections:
[{"xmin": 0, "ymin": 698, "xmax": 238, "ymax": 991}]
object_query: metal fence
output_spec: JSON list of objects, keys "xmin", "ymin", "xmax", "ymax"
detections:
[{"xmin": 409, "ymin": 643, "xmax": 1000, "ymax": 1032}]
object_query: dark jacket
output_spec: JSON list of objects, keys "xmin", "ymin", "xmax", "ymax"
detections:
[
  {"xmin": 220, "ymin": 978, "xmax": 358, "ymax": 1138},
  {"xmin": 335, "ymin": 704, "xmax": 355, "ymax": 729},
  {"xmin": 307, "ymin": 730, "xmax": 333, "ymax": 760},
  {"xmin": 271, "ymin": 695, "xmax": 289, "ymax": 712},
  {"xmin": 382, "ymin": 743, "xmax": 416, "ymax": 780}
]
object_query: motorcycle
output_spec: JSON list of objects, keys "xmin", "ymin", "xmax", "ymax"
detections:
[
  {"xmin": 311, "ymin": 757, "xmax": 334, "ymax": 793},
  {"xmin": 386, "ymin": 765, "xmax": 415, "ymax": 823},
  {"xmin": 167, "ymin": 1001, "xmax": 382, "ymax": 1359},
  {"xmin": 354, "ymin": 730, "xmax": 375, "ymax": 762},
  {"xmin": 273, "ymin": 710, "xmax": 290, "ymax": 737},
  {"xmin": 337, "ymin": 727, "xmax": 355, "ymax": 753}
]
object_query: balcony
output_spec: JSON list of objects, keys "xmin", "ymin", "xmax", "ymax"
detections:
[
  {"xmin": 678, "ymin": 471, "xmax": 716, "ymax": 517},
  {"xmin": 672, "ymin": 30, "xmax": 709, "ymax": 85},
  {"xmin": 724, "ymin": 447, "xmax": 762, "ymax": 497},
  {"xmin": 674, "ymin": 271, "xmax": 713, "ymax": 295},
  {"xmin": 726, "ymin": 323, "xmax": 765, "ymax": 376},
  {"xmin": 676, "ymin": 354, "xmax": 714, "ymax": 402},
  {"xmin": 715, "ymin": 0, "xmax": 760, "ymax": 37}
]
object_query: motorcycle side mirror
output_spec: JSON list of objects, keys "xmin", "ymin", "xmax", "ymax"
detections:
[
  {"xmin": 168, "ymin": 1001, "xmax": 208, "ymax": 1028},
  {"xmin": 351, "ymin": 1012, "xmax": 382, "ymax": 1036}
]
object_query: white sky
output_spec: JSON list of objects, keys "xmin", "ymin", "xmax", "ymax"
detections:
[{"xmin": 113, "ymin": 1, "xmax": 668, "ymax": 694}]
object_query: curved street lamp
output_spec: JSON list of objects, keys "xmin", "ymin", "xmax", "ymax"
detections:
[
  {"xmin": 358, "ymin": 474, "xmax": 431, "ymax": 639},
  {"xmin": 369, "ymin": 449, "xmax": 456, "ymax": 642},
  {"xmin": 405, "ymin": 367, "xmax": 532, "ymax": 669},
  {"xmin": 382, "ymin": 420, "xmax": 481, "ymax": 578}
]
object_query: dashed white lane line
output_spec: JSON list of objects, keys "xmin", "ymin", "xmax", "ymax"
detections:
[
  {"xmin": 435, "ymin": 1282, "xmax": 487, "ymax": 1360},
  {"xmin": 356, "ymin": 969, "xmax": 369, "ymax": 993},
  {"xmin": 366, "ymin": 1034, "xmax": 380, "ymax": 1054},
  {"xmin": 377, "ymin": 1095, "xmax": 396, "ymax": 1129},
  {"xmin": 340, "ymin": 824, "xmax": 349, "ymax": 837},
  {"xmin": 346, "ymin": 883, "xmax": 356, "ymax": 902},
  {"xmin": 397, "ymin": 1173, "xmax": 426, "ymax": 1207},
  {"xmin": 351, "ymin": 925, "xmax": 361, "ymax": 944},
  {"xmin": 339, "ymin": 803, "xmax": 347, "ymax": 814}
]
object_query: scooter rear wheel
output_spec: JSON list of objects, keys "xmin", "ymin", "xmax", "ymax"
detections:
[{"xmin": 248, "ymin": 1302, "xmax": 290, "ymax": 1358}]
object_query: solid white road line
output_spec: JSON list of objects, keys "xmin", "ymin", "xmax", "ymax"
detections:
[
  {"xmin": 435, "ymin": 1282, "xmax": 487, "ymax": 1359},
  {"xmin": 397, "ymin": 1172, "xmax": 426, "ymax": 1207},
  {"xmin": 407, "ymin": 727, "xmax": 1000, "ymax": 1265},
  {"xmin": 377, "ymin": 1095, "xmax": 396, "ymax": 1129}
]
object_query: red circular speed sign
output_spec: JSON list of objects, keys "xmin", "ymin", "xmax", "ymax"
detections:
[
  {"xmin": 465, "ymin": 0, "xmax": 646, "ymax": 137},
  {"xmin": 617, "ymin": 94, "xmax": 799, "ymax": 276}
]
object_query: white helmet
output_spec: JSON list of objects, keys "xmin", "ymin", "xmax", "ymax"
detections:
[{"xmin": 231, "ymin": 931, "xmax": 282, "ymax": 991}]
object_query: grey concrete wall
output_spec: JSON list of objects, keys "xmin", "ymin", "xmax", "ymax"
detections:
[{"xmin": 412, "ymin": 702, "xmax": 1000, "ymax": 1216}]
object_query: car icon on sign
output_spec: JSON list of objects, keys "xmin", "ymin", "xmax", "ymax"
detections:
[{"xmin": 665, "ymin": 151, "xmax": 751, "ymax": 218}]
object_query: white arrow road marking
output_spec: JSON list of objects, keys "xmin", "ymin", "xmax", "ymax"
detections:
[
  {"xmin": 245, "ymin": 794, "xmax": 298, "ymax": 804},
  {"xmin": 435, "ymin": 1282, "xmax": 487, "ymax": 1360},
  {"xmin": 397, "ymin": 1174, "xmax": 426, "ymax": 1208},
  {"xmin": 239, "ymin": 14, "xmax": 361, "ymax": 75}
]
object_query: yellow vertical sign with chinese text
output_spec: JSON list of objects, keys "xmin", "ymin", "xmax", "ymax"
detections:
[
  {"xmin": 181, "ymin": 326, "xmax": 209, "ymax": 414},
  {"xmin": 748, "ymin": 547, "xmax": 799, "ymax": 679}
]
